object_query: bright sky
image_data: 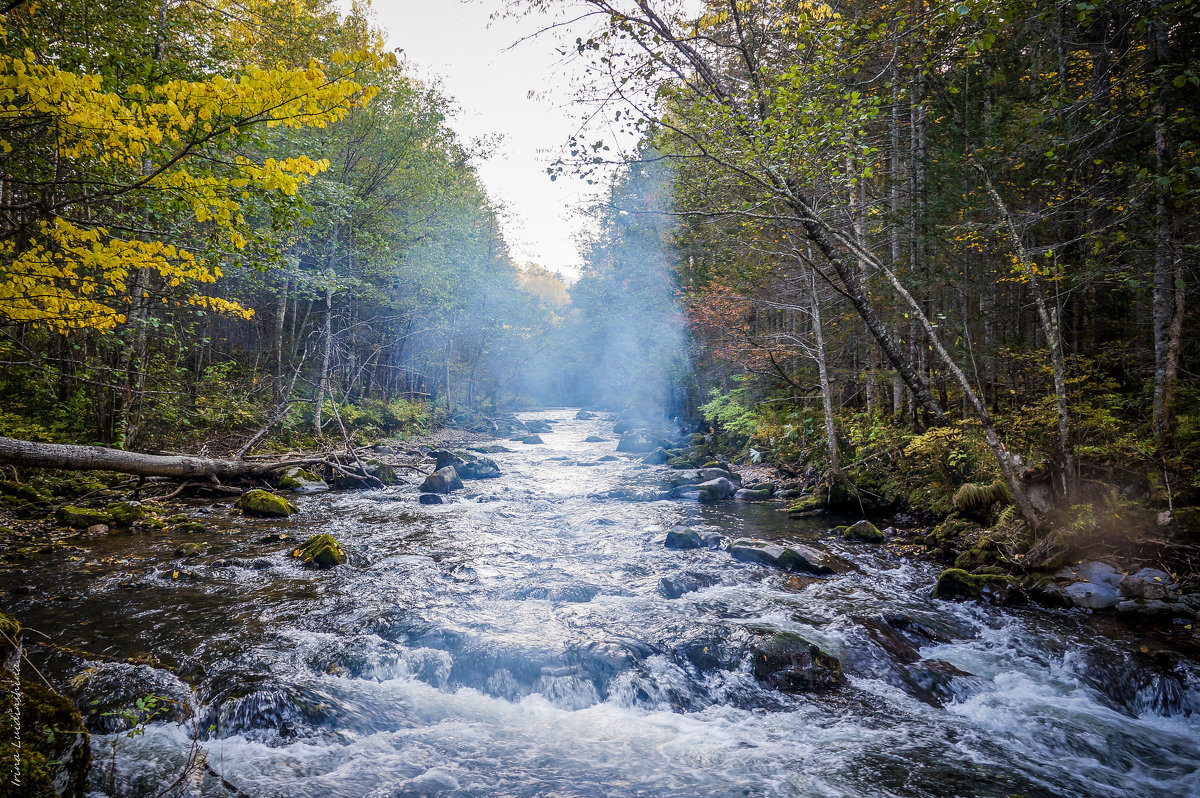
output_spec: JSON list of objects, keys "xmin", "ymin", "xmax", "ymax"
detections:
[{"xmin": 367, "ymin": 1, "xmax": 608, "ymax": 278}]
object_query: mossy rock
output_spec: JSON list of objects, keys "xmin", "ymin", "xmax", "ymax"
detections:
[
  {"xmin": 166, "ymin": 514, "xmax": 190, "ymax": 524},
  {"xmin": 235, "ymin": 489, "xmax": 297, "ymax": 518},
  {"xmin": 105, "ymin": 501, "xmax": 145, "ymax": 527},
  {"xmin": 927, "ymin": 515, "xmax": 980, "ymax": 547},
  {"xmin": 954, "ymin": 547, "xmax": 996, "ymax": 572},
  {"xmin": 934, "ymin": 568, "xmax": 1022, "ymax": 604},
  {"xmin": 292, "ymin": 533, "xmax": 346, "ymax": 568},
  {"xmin": 176, "ymin": 522, "xmax": 208, "ymax": 534},
  {"xmin": 174, "ymin": 542, "xmax": 208, "ymax": 558},
  {"xmin": 143, "ymin": 518, "xmax": 166, "ymax": 530},
  {"xmin": 0, "ymin": 481, "xmax": 48, "ymax": 504},
  {"xmin": 787, "ymin": 495, "xmax": 824, "ymax": 516},
  {"xmin": 843, "ymin": 519, "xmax": 884, "ymax": 543},
  {"xmin": 276, "ymin": 468, "xmax": 328, "ymax": 493},
  {"xmin": 54, "ymin": 506, "xmax": 113, "ymax": 530}
]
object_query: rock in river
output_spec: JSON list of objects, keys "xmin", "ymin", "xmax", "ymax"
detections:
[
  {"xmin": 235, "ymin": 489, "xmax": 298, "ymax": 518},
  {"xmin": 292, "ymin": 533, "xmax": 346, "ymax": 568},
  {"xmin": 420, "ymin": 466, "xmax": 463, "ymax": 494},
  {"xmin": 276, "ymin": 467, "xmax": 329, "ymax": 493},
  {"xmin": 843, "ymin": 519, "xmax": 884, "ymax": 543},
  {"xmin": 728, "ymin": 539, "xmax": 835, "ymax": 575},
  {"xmin": 751, "ymin": 631, "xmax": 844, "ymax": 692},
  {"xmin": 664, "ymin": 527, "xmax": 703, "ymax": 549}
]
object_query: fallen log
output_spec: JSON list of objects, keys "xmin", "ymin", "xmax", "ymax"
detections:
[{"xmin": 0, "ymin": 436, "xmax": 313, "ymax": 481}]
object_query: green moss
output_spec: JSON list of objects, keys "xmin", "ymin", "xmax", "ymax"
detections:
[
  {"xmin": 934, "ymin": 568, "xmax": 1021, "ymax": 603},
  {"xmin": 843, "ymin": 520, "xmax": 884, "ymax": 543},
  {"xmin": 143, "ymin": 518, "xmax": 166, "ymax": 530},
  {"xmin": 954, "ymin": 547, "xmax": 995, "ymax": 571},
  {"xmin": 176, "ymin": 522, "xmax": 208, "ymax": 534},
  {"xmin": 786, "ymin": 495, "xmax": 823, "ymax": 516},
  {"xmin": 277, "ymin": 468, "xmax": 322, "ymax": 490},
  {"xmin": 235, "ymin": 489, "xmax": 297, "ymax": 518},
  {"xmin": 927, "ymin": 515, "xmax": 980, "ymax": 547},
  {"xmin": 54, "ymin": 505, "xmax": 113, "ymax": 530},
  {"xmin": 105, "ymin": 501, "xmax": 146, "ymax": 527},
  {"xmin": 292, "ymin": 533, "xmax": 346, "ymax": 567},
  {"xmin": 166, "ymin": 514, "xmax": 190, "ymax": 523},
  {"xmin": 0, "ymin": 481, "xmax": 48, "ymax": 504}
]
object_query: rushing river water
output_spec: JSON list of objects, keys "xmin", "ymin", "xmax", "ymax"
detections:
[{"xmin": 5, "ymin": 410, "xmax": 1200, "ymax": 797}]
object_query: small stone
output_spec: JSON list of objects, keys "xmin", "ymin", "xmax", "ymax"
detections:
[
  {"xmin": 174, "ymin": 542, "xmax": 207, "ymax": 558},
  {"xmin": 86, "ymin": 524, "xmax": 110, "ymax": 535},
  {"xmin": 419, "ymin": 494, "xmax": 444, "ymax": 505},
  {"xmin": 106, "ymin": 501, "xmax": 146, "ymax": 527},
  {"xmin": 276, "ymin": 467, "xmax": 329, "ymax": 493}
]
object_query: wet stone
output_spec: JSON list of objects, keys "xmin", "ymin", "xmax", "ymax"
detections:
[
  {"xmin": 728, "ymin": 539, "xmax": 835, "ymax": 575},
  {"xmin": 419, "ymin": 494, "xmax": 444, "ymax": 505}
]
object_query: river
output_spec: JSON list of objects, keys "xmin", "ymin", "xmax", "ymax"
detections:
[{"xmin": 6, "ymin": 409, "xmax": 1200, "ymax": 797}]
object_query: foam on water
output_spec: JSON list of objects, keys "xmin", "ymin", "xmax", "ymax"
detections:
[{"xmin": 12, "ymin": 409, "xmax": 1196, "ymax": 798}]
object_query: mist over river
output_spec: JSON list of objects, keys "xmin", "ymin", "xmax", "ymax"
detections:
[{"xmin": 7, "ymin": 410, "xmax": 1200, "ymax": 797}]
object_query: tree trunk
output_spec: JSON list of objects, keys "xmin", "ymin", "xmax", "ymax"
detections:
[
  {"xmin": 0, "ymin": 437, "xmax": 297, "ymax": 481},
  {"xmin": 809, "ymin": 271, "xmax": 841, "ymax": 477},
  {"xmin": 313, "ymin": 282, "xmax": 333, "ymax": 437}
]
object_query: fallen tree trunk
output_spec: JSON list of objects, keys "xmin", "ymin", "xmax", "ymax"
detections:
[{"xmin": 0, "ymin": 436, "xmax": 308, "ymax": 481}]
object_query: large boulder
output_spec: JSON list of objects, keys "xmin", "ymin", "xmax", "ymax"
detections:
[
  {"xmin": 751, "ymin": 632, "xmax": 844, "ymax": 692},
  {"xmin": 616, "ymin": 430, "xmax": 661, "ymax": 453},
  {"xmin": 729, "ymin": 539, "xmax": 835, "ymax": 575},
  {"xmin": 419, "ymin": 466, "xmax": 463, "ymax": 494},
  {"xmin": 432, "ymin": 450, "xmax": 500, "ymax": 480},
  {"xmin": 575, "ymin": 410, "xmax": 596, "ymax": 420},
  {"xmin": 292, "ymin": 534, "xmax": 346, "ymax": 568},
  {"xmin": 670, "ymin": 477, "xmax": 739, "ymax": 502},
  {"xmin": 235, "ymin": 489, "xmax": 297, "ymax": 518},
  {"xmin": 276, "ymin": 467, "xmax": 329, "ymax": 494},
  {"xmin": 1063, "ymin": 581, "xmax": 1120, "ymax": 610},
  {"xmin": 522, "ymin": 435, "xmax": 544, "ymax": 445}
]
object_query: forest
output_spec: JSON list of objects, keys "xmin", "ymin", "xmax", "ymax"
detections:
[{"xmin": 0, "ymin": 0, "xmax": 1199, "ymax": 795}]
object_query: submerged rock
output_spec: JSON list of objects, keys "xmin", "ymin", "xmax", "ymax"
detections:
[
  {"xmin": 276, "ymin": 467, "xmax": 329, "ymax": 493},
  {"xmin": 419, "ymin": 494, "xmax": 444, "ymax": 505},
  {"xmin": 419, "ymin": 466, "xmax": 463, "ymax": 494},
  {"xmin": 235, "ymin": 489, "xmax": 298, "ymax": 518},
  {"xmin": 525, "ymin": 419, "xmax": 553, "ymax": 433},
  {"xmin": 728, "ymin": 539, "xmax": 835, "ymax": 575},
  {"xmin": 751, "ymin": 631, "xmax": 844, "ymax": 692},
  {"xmin": 55, "ymin": 505, "xmax": 113, "ymax": 529},
  {"xmin": 843, "ymin": 519, "xmax": 884, "ymax": 543},
  {"xmin": 584, "ymin": 435, "xmax": 607, "ymax": 443},
  {"xmin": 522, "ymin": 435, "xmax": 544, "ymax": 445},
  {"xmin": 575, "ymin": 410, "xmax": 596, "ymax": 420},
  {"xmin": 616, "ymin": 430, "xmax": 662, "ymax": 453},
  {"xmin": 292, "ymin": 533, "xmax": 346, "ymax": 568},
  {"xmin": 664, "ymin": 527, "xmax": 704, "ymax": 550}
]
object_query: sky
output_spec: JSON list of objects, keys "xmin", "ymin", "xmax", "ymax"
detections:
[{"xmin": 365, "ymin": 1, "xmax": 611, "ymax": 278}]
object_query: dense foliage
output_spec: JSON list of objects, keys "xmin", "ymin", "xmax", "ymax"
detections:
[
  {"xmin": 0, "ymin": 0, "xmax": 564, "ymax": 450},
  {"xmin": 535, "ymin": 0, "xmax": 1198, "ymax": 524}
]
